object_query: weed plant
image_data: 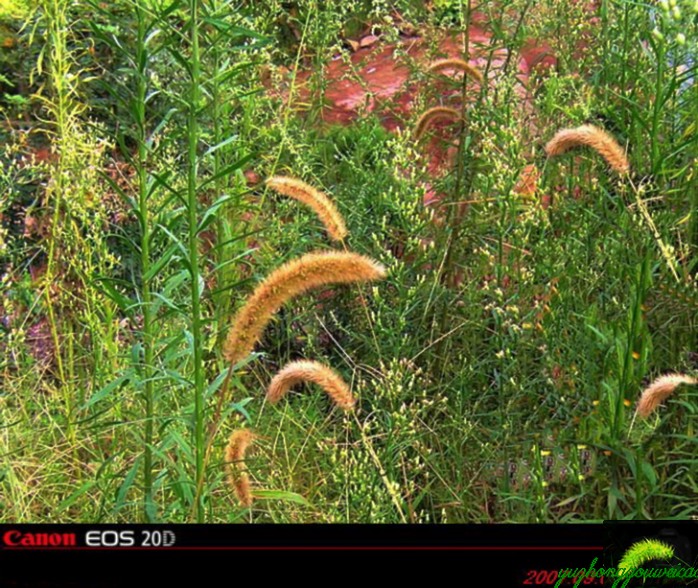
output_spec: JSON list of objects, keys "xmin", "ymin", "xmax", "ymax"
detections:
[{"xmin": 0, "ymin": 0, "xmax": 696, "ymax": 522}]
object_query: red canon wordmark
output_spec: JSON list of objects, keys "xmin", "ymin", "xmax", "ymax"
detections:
[
  {"xmin": 2, "ymin": 530, "xmax": 77, "ymax": 547},
  {"xmin": 523, "ymin": 570, "xmax": 604, "ymax": 585}
]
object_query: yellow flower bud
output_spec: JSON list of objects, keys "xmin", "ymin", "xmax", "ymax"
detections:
[{"xmin": 652, "ymin": 27, "xmax": 665, "ymax": 41}]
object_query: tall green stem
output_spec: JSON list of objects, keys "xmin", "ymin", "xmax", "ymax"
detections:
[
  {"xmin": 42, "ymin": 0, "xmax": 71, "ymax": 435},
  {"xmin": 211, "ymin": 0, "xmax": 235, "ymax": 350},
  {"xmin": 650, "ymin": 41, "xmax": 665, "ymax": 173},
  {"xmin": 434, "ymin": 0, "xmax": 473, "ymax": 370},
  {"xmin": 135, "ymin": 0, "xmax": 155, "ymax": 522},
  {"xmin": 187, "ymin": 0, "xmax": 206, "ymax": 523}
]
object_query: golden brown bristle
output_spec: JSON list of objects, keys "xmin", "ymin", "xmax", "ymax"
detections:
[
  {"xmin": 413, "ymin": 106, "xmax": 461, "ymax": 141},
  {"xmin": 636, "ymin": 373, "xmax": 697, "ymax": 418},
  {"xmin": 224, "ymin": 251, "xmax": 387, "ymax": 366},
  {"xmin": 544, "ymin": 124, "xmax": 630, "ymax": 175},
  {"xmin": 267, "ymin": 360, "xmax": 356, "ymax": 411},
  {"xmin": 265, "ymin": 176, "xmax": 348, "ymax": 241},
  {"xmin": 225, "ymin": 429, "xmax": 257, "ymax": 507},
  {"xmin": 428, "ymin": 58, "xmax": 484, "ymax": 84}
]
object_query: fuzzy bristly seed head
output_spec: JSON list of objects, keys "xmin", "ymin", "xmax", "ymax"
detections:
[
  {"xmin": 428, "ymin": 58, "xmax": 484, "ymax": 84},
  {"xmin": 413, "ymin": 107, "xmax": 461, "ymax": 141},
  {"xmin": 267, "ymin": 360, "xmax": 356, "ymax": 410},
  {"xmin": 544, "ymin": 124, "xmax": 630, "ymax": 175},
  {"xmin": 223, "ymin": 251, "xmax": 387, "ymax": 366},
  {"xmin": 618, "ymin": 539, "xmax": 675, "ymax": 574},
  {"xmin": 636, "ymin": 373, "xmax": 697, "ymax": 418},
  {"xmin": 265, "ymin": 176, "xmax": 348, "ymax": 241},
  {"xmin": 225, "ymin": 429, "xmax": 258, "ymax": 507}
]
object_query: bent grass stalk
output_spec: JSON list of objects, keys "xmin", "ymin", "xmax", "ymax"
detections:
[
  {"xmin": 544, "ymin": 124, "xmax": 630, "ymax": 175},
  {"xmin": 265, "ymin": 176, "xmax": 348, "ymax": 241},
  {"xmin": 223, "ymin": 251, "xmax": 386, "ymax": 367},
  {"xmin": 636, "ymin": 373, "xmax": 697, "ymax": 418},
  {"xmin": 413, "ymin": 106, "xmax": 461, "ymax": 142},
  {"xmin": 225, "ymin": 429, "xmax": 258, "ymax": 507},
  {"xmin": 267, "ymin": 360, "xmax": 356, "ymax": 410},
  {"xmin": 428, "ymin": 58, "xmax": 484, "ymax": 84}
]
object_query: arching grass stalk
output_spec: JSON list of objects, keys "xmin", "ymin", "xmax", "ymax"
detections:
[
  {"xmin": 223, "ymin": 251, "xmax": 386, "ymax": 366},
  {"xmin": 186, "ymin": 0, "xmax": 206, "ymax": 523},
  {"xmin": 267, "ymin": 360, "xmax": 356, "ymax": 410}
]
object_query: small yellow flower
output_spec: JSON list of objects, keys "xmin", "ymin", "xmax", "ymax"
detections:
[
  {"xmin": 632, "ymin": 351, "xmax": 640, "ymax": 360},
  {"xmin": 592, "ymin": 400, "xmax": 600, "ymax": 407},
  {"xmin": 624, "ymin": 399, "xmax": 632, "ymax": 408},
  {"xmin": 577, "ymin": 444, "xmax": 587, "ymax": 450},
  {"xmin": 540, "ymin": 450, "xmax": 551, "ymax": 456}
]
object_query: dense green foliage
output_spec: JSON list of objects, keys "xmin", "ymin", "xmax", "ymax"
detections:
[{"xmin": 0, "ymin": 0, "xmax": 696, "ymax": 522}]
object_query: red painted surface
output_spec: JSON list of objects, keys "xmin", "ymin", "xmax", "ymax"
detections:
[{"xmin": 269, "ymin": 23, "xmax": 560, "ymax": 207}]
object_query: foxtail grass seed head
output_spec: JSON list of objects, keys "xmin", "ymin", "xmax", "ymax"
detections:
[
  {"xmin": 428, "ymin": 58, "xmax": 484, "ymax": 84},
  {"xmin": 414, "ymin": 106, "xmax": 461, "ymax": 141},
  {"xmin": 544, "ymin": 124, "xmax": 630, "ymax": 175},
  {"xmin": 225, "ymin": 429, "xmax": 257, "ymax": 507},
  {"xmin": 267, "ymin": 360, "xmax": 356, "ymax": 410},
  {"xmin": 618, "ymin": 539, "xmax": 675, "ymax": 575},
  {"xmin": 636, "ymin": 373, "xmax": 697, "ymax": 418},
  {"xmin": 224, "ymin": 251, "xmax": 387, "ymax": 366},
  {"xmin": 265, "ymin": 176, "xmax": 348, "ymax": 241}
]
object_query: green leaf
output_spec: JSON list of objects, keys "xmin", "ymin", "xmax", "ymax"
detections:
[
  {"xmin": 92, "ymin": 277, "xmax": 135, "ymax": 313},
  {"xmin": 82, "ymin": 372, "xmax": 132, "ymax": 410},
  {"xmin": 197, "ymin": 194, "xmax": 236, "ymax": 234},
  {"xmin": 203, "ymin": 134, "xmax": 238, "ymax": 158},
  {"xmin": 115, "ymin": 458, "xmax": 141, "ymax": 511},
  {"xmin": 143, "ymin": 242, "xmax": 179, "ymax": 282},
  {"xmin": 252, "ymin": 489, "xmax": 312, "ymax": 506},
  {"xmin": 57, "ymin": 481, "xmax": 98, "ymax": 514},
  {"xmin": 229, "ymin": 398, "xmax": 254, "ymax": 422},
  {"xmin": 199, "ymin": 153, "xmax": 254, "ymax": 189},
  {"xmin": 640, "ymin": 461, "xmax": 658, "ymax": 489}
]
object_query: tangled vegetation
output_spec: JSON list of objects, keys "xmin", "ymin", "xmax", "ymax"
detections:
[{"xmin": 0, "ymin": 0, "xmax": 696, "ymax": 523}]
